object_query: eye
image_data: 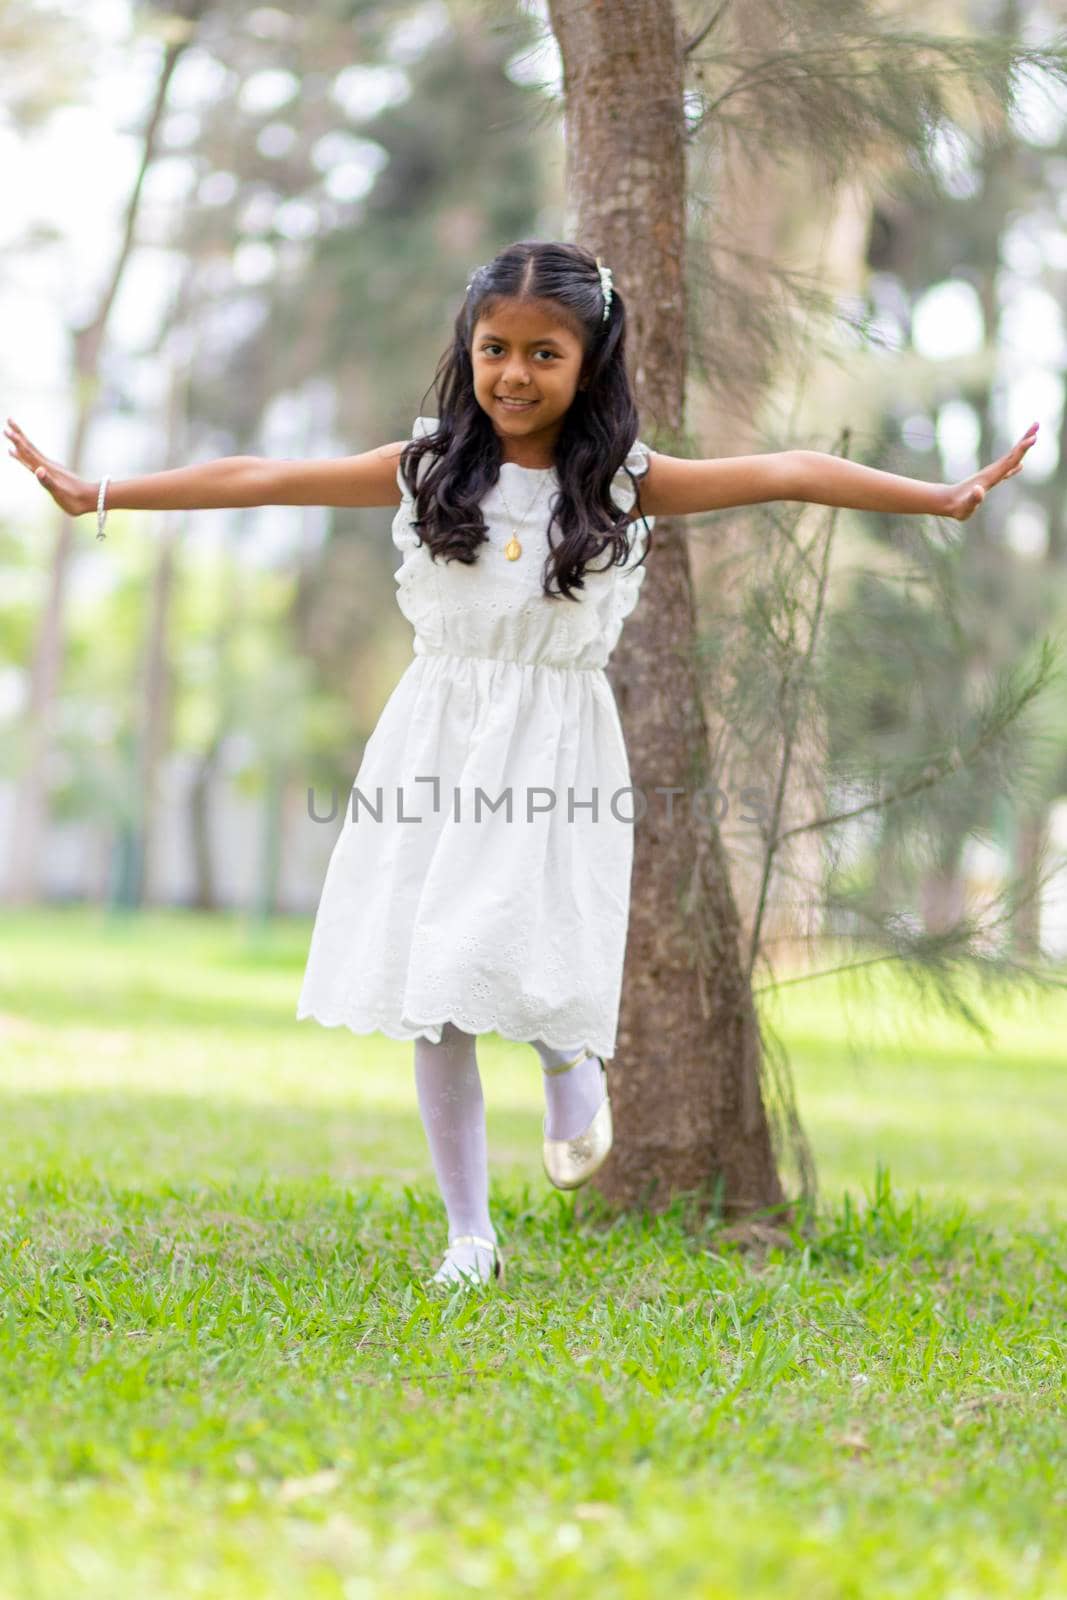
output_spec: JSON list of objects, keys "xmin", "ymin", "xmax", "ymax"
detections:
[{"xmin": 480, "ymin": 343, "xmax": 558, "ymax": 361}]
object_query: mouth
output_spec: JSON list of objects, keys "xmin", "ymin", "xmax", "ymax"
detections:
[{"xmin": 496, "ymin": 396, "xmax": 538, "ymax": 411}]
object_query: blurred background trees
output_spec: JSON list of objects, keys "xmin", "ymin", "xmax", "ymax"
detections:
[
  {"xmin": 2, "ymin": 0, "xmax": 1067, "ymax": 1025},
  {"xmin": 1, "ymin": 0, "xmax": 560, "ymax": 912}
]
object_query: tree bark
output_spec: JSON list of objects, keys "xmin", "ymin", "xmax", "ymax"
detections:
[{"xmin": 547, "ymin": 0, "xmax": 793, "ymax": 1222}]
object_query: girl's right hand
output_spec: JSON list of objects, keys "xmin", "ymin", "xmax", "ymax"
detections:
[{"xmin": 4, "ymin": 416, "xmax": 95, "ymax": 517}]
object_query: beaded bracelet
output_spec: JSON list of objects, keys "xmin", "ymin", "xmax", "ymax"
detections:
[{"xmin": 97, "ymin": 475, "xmax": 110, "ymax": 541}]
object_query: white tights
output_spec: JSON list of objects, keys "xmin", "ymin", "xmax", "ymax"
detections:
[
  {"xmin": 413, "ymin": 1022, "xmax": 495, "ymax": 1247},
  {"xmin": 413, "ymin": 1023, "xmax": 607, "ymax": 1263}
]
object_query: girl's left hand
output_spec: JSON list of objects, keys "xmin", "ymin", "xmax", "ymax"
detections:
[{"xmin": 945, "ymin": 422, "xmax": 1040, "ymax": 521}]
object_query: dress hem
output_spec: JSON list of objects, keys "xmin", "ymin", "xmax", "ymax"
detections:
[{"xmin": 295, "ymin": 1005, "xmax": 615, "ymax": 1059}]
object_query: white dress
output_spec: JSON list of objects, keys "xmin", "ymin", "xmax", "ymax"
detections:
[{"xmin": 295, "ymin": 415, "xmax": 655, "ymax": 1058}]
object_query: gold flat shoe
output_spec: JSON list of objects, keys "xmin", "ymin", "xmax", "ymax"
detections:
[{"xmin": 542, "ymin": 1047, "xmax": 613, "ymax": 1191}]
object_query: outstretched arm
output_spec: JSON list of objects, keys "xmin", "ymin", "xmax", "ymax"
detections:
[
  {"xmin": 4, "ymin": 417, "xmax": 407, "ymax": 516},
  {"xmin": 640, "ymin": 423, "xmax": 1040, "ymax": 522}
]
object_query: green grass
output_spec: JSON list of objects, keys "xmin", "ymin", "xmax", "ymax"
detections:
[{"xmin": 0, "ymin": 905, "xmax": 1064, "ymax": 1599}]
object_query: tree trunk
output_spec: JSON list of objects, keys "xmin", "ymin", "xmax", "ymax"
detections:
[
  {"xmin": 254, "ymin": 758, "xmax": 286, "ymax": 925},
  {"xmin": 137, "ymin": 518, "xmax": 178, "ymax": 907},
  {"xmin": 1010, "ymin": 804, "xmax": 1046, "ymax": 958},
  {"xmin": 547, "ymin": 0, "xmax": 793, "ymax": 1222},
  {"xmin": 188, "ymin": 739, "xmax": 221, "ymax": 913},
  {"xmin": 186, "ymin": 516, "xmax": 244, "ymax": 912},
  {"xmin": 919, "ymin": 839, "xmax": 967, "ymax": 935}
]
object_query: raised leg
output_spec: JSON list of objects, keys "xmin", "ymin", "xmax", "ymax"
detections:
[{"xmin": 531, "ymin": 1038, "xmax": 608, "ymax": 1140}]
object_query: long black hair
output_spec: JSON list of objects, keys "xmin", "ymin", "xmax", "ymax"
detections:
[{"xmin": 398, "ymin": 239, "xmax": 652, "ymax": 603}]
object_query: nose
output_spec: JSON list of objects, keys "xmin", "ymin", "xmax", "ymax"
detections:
[{"xmin": 502, "ymin": 358, "xmax": 532, "ymax": 388}]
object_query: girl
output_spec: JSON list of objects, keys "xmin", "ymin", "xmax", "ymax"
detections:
[{"xmin": 6, "ymin": 239, "xmax": 1038, "ymax": 1290}]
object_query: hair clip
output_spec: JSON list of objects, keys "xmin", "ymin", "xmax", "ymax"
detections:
[{"xmin": 596, "ymin": 257, "xmax": 613, "ymax": 323}]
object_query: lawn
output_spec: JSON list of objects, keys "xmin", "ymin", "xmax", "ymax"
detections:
[{"xmin": 0, "ymin": 905, "xmax": 1063, "ymax": 1599}]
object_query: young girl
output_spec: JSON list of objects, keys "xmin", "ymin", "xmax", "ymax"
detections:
[{"xmin": 6, "ymin": 239, "xmax": 1038, "ymax": 1289}]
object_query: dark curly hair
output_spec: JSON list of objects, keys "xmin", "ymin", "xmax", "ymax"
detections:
[{"xmin": 398, "ymin": 238, "xmax": 652, "ymax": 603}]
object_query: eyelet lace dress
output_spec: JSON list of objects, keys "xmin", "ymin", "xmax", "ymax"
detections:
[{"xmin": 295, "ymin": 415, "xmax": 655, "ymax": 1058}]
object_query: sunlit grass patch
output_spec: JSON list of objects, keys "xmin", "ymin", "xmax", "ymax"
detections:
[{"xmin": 0, "ymin": 906, "xmax": 1063, "ymax": 1597}]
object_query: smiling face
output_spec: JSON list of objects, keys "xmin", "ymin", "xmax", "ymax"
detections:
[{"xmin": 470, "ymin": 297, "xmax": 588, "ymax": 463}]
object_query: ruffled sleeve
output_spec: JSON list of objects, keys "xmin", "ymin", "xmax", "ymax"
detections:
[
  {"xmin": 611, "ymin": 439, "xmax": 655, "ymax": 631},
  {"xmin": 390, "ymin": 416, "xmax": 449, "ymax": 649},
  {"xmin": 392, "ymin": 416, "xmax": 440, "ymax": 554}
]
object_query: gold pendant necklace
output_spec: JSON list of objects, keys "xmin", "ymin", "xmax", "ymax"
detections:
[{"xmin": 497, "ymin": 468, "xmax": 553, "ymax": 561}]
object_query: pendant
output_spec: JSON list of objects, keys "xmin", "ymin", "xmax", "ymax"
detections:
[{"xmin": 504, "ymin": 536, "xmax": 522, "ymax": 561}]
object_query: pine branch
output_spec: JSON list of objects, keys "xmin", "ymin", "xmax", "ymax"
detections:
[
  {"xmin": 775, "ymin": 635, "xmax": 1061, "ymax": 847},
  {"xmin": 745, "ymin": 432, "xmax": 848, "ymax": 982},
  {"xmin": 753, "ymin": 872, "xmax": 1067, "ymax": 1035},
  {"xmin": 684, "ymin": 3, "xmax": 732, "ymax": 57},
  {"xmin": 684, "ymin": 24, "xmax": 1067, "ymax": 195}
]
